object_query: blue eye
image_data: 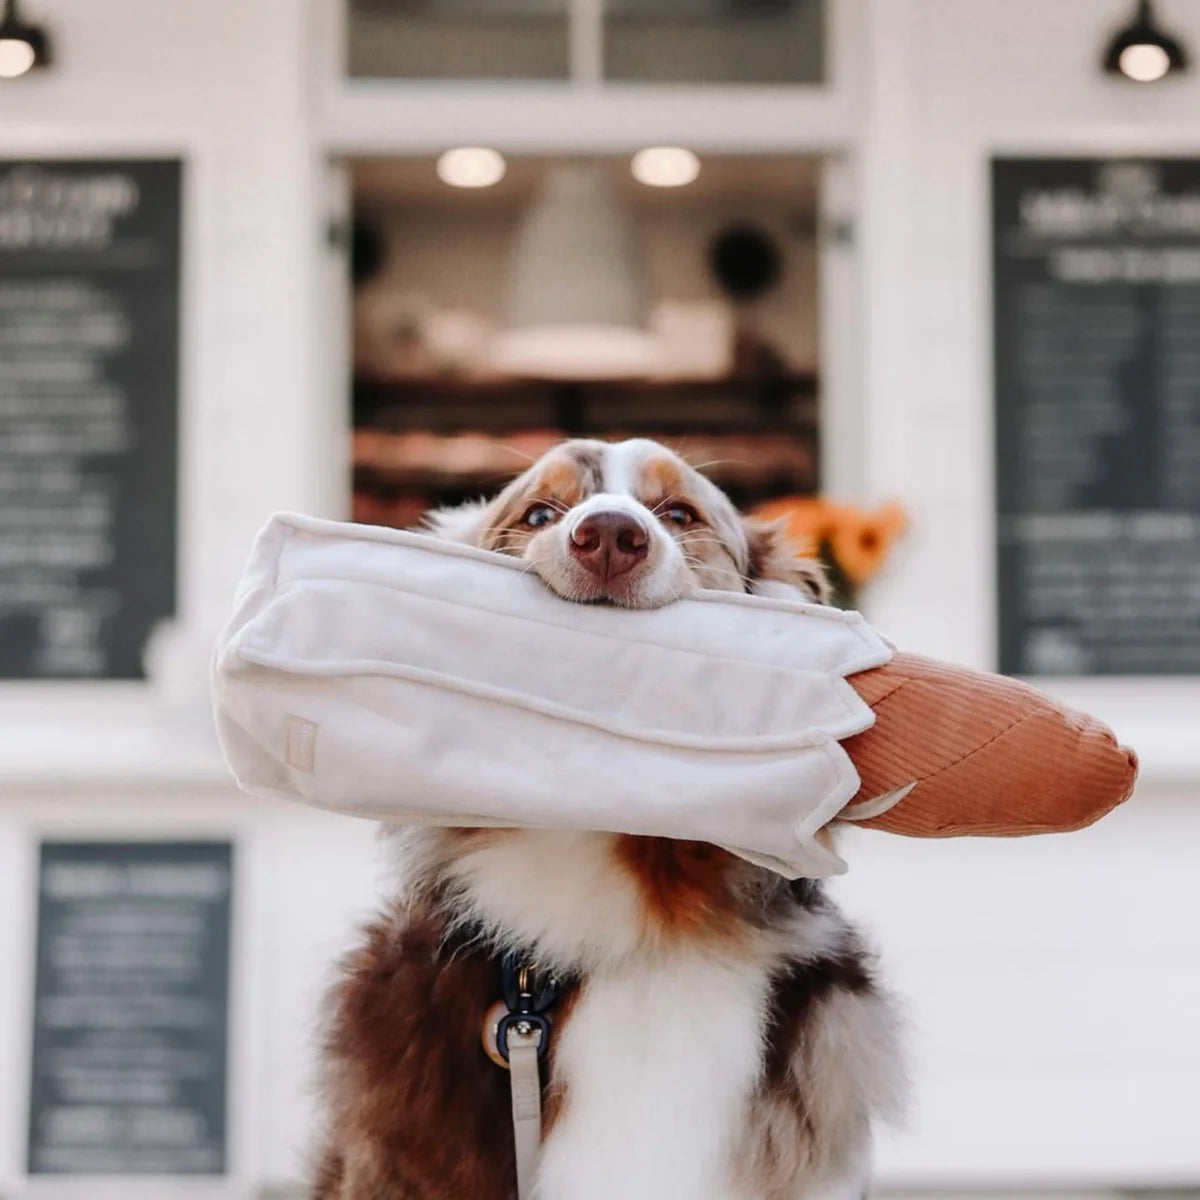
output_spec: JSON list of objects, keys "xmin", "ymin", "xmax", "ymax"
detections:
[
  {"xmin": 522, "ymin": 503, "xmax": 557, "ymax": 529},
  {"xmin": 663, "ymin": 503, "xmax": 698, "ymax": 528}
]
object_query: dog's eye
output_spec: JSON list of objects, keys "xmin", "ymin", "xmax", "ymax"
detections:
[
  {"xmin": 662, "ymin": 503, "xmax": 699, "ymax": 529},
  {"xmin": 521, "ymin": 502, "xmax": 558, "ymax": 529}
]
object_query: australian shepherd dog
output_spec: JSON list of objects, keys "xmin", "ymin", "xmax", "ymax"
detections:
[{"xmin": 314, "ymin": 438, "xmax": 904, "ymax": 1200}]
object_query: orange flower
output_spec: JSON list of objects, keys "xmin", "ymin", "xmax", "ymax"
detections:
[
  {"xmin": 754, "ymin": 496, "xmax": 906, "ymax": 587},
  {"xmin": 827, "ymin": 501, "xmax": 906, "ymax": 585},
  {"xmin": 753, "ymin": 496, "xmax": 840, "ymax": 557}
]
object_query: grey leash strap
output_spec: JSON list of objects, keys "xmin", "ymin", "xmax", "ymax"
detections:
[
  {"xmin": 505, "ymin": 1024, "xmax": 544, "ymax": 1200},
  {"xmin": 483, "ymin": 957, "xmax": 560, "ymax": 1199}
]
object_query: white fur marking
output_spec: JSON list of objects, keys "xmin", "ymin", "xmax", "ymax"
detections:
[
  {"xmin": 536, "ymin": 952, "xmax": 770, "ymax": 1200},
  {"xmin": 443, "ymin": 831, "xmax": 648, "ymax": 970}
]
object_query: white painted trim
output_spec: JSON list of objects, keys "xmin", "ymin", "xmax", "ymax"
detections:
[
  {"xmin": 569, "ymin": 0, "xmax": 605, "ymax": 88},
  {"xmin": 0, "ymin": 826, "xmax": 39, "ymax": 1196},
  {"xmin": 320, "ymin": 86, "xmax": 860, "ymax": 156},
  {"xmin": 316, "ymin": 0, "xmax": 867, "ymax": 155},
  {"xmin": 817, "ymin": 152, "xmax": 865, "ymax": 497}
]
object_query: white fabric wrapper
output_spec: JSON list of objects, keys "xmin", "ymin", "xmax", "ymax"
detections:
[{"xmin": 213, "ymin": 513, "xmax": 893, "ymax": 878}]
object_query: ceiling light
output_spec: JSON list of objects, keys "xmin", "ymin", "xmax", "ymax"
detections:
[
  {"xmin": 0, "ymin": 0, "xmax": 51, "ymax": 79},
  {"xmin": 631, "ymin": 147, "xmax": 701, "ymax": 189},
  {"xmin": 1103, "ymin": 1, "xmax": 1187, "ymax": 82},
  {"xmin": 436, "ymin": 147, "xmax": 506, "ymax": 189}
]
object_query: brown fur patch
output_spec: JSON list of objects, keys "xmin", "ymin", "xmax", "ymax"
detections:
[
  {"xmin": 733, "ymin": 944, "xmax": 892, "ymax": 1198},
  {"xmin": 743, "ymin": 516, "xmax": 830, "ymax": 601},
  {"xmin": 311, "ymin": 1146, "xmax": 344, "ymax": 1200},
  {"xmin": 637, "ymin": 454, "xmax": 687, "ymax": 509},
  {"xmin": 532, "ymin": 459, "xmax": 590, "ymax": 510},
  {"xmin": 478, "ymin": 445, "xmax": 606, "ymax": 555},
  {"xmin": 317, "ymin": 907, "xmax": 513, "ymax": 1198},
  {"xmin": 316, "ymin": 904, "xmax": 578, "ymax": 1200},
  {"xmin": 631, "ymin": 455, "xmax": 748, "ymax": 588},
  {"xmin": 611, "ymin": 836, "xmax": 742, "ymax": 941},
  {"xmin": 761, "ymin": 949, "xmax": 873, "ymax": 1088}
]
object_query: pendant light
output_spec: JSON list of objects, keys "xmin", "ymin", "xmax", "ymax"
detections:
[
  {"xmin": 492, "ymin": 164, "xmax": 660, "ymax": 379},
  {"xmin": 1103, "ymin": 0, "xmax": 1188, "ymax": 82},
  {"xmin": 0, "ymin": 0, "xmax": 52, "ymax": 79}
]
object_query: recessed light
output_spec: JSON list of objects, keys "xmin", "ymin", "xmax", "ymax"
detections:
[
  {"xmin": 631, "ymin": 147, "xmax": 700, "ymax": 189},
  {"xmin": 436, "ymin": 147, "xmax": 506, "ymax": 190}
]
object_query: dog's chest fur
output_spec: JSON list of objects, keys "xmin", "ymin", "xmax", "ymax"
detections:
[
  {"xmin": 317, "ymin": 829, "xmax": 899, "ymax": 1200},
  {"xmin": 429, "ymin": 830, "xmax": 783, "ymax": 1197},
  {"xmin": 538, "ymin": 949, "xmax": 770, "ymax": 1200}
]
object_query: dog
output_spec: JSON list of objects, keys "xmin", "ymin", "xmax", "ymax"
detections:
[{"xmin": 313, "ymin": 438, "xmax": 904, "ymax": 1200}]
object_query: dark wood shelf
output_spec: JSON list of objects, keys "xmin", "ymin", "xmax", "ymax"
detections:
[
  {"xmin": 351, "ymin": 372, "xmax": 820, "ymax": 525},
  {"xmin": 353, "ymin": 372, "xmax": 818, "ymax": 437}
]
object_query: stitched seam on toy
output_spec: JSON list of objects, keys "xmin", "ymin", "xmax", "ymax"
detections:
[
  {"xmin": 265, "ymin": 576, "xmax": 885, "ymax": 701},
  {"xmin": 266, "ymin": 515, "xmax": 891, "ymax": 657},
  {"xmin": 257, "ymin": 583, "xmax": 872, "ymax": 737},
  {"xmin": 906, "ymin": 710, "xmax": 1040, "ymax": 785},
  {"xmin": 275, "ymin": 510, "xmax": 876, "ymax": 628},
  {"xmin": 268, "ymin": 576, "xmax": 871, "ymax": 668},
  {"xmin": 236, "ymin": 645, "xmax": 836, "ymax": 754},
  {"xmin": 848, "ymin": 674, "xmax": 907, "ymax": 708}
]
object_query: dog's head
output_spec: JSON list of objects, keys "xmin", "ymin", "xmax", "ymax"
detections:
[{"xmin": 426, "ymin": 438, "xmax": 827, "ymax": 608}]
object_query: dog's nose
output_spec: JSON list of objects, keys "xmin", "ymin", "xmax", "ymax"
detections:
[{"xmin": 569, "ymin": 511, "xmax": 650, "ymax": 580}]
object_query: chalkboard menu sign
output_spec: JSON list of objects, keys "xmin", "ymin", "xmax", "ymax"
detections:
[
  {"xmin": 28, "ymin": 841, "xmax": 232, "ymax": 1175},
  {"xmin": 0, "ymin": 158, "xmax": 180, "ymax": 679},
  {"xmin": 994, "ymin": 158, "xmax": 1200, "ymax": 676}
]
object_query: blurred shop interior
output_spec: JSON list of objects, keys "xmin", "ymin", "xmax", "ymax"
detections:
[{"xmin": 349, "ymin": 153, "xmax": 823, "ymax": 525}]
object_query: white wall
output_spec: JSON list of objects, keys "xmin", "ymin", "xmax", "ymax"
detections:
[
  {"xmin": 850, "ymin": 4, "xmax": 1200, "ymax": 1179},
  {"xmin": 0, "ymin": 4, "xmax": 348, "ymax": 1197},
  {"xmin": 0, "ymin": 1, "xmax": 1198, "ymax": 1196}
]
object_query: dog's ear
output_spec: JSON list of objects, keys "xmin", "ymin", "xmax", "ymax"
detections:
[
  {"xmin": 741, "ymin": 516, "xmax": 830, "ymax": 604},
  {"xmin": 422, "ymin": 498, "xmax": 492, "ymax": 545}
]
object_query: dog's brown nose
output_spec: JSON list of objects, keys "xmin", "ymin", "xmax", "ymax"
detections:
[{"xmin": 570, "ymin": 511, "xmax": 649, "ymax": 580}]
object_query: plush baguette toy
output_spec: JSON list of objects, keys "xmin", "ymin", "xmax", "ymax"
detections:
[
  {"xmin": 214, "ymin": 514, "xmax": 1138, "ymax": 878},
  {"xmin": 839, "ymin": 652, "xmax": 1136, "ymax": 836}
]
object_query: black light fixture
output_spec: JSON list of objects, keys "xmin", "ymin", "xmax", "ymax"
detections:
[
  {"xmin": 0, "ymin": 0, "xmax": 51, "ymax": 79},
  {"xmin": 1103, "ymin": 0, "xmax": 1187, "ymax": 83}
]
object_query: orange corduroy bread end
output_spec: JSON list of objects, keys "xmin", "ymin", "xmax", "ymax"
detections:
[{"xmin": 839, "ymin": 653, "xmax": 1139, "ymax": 837}]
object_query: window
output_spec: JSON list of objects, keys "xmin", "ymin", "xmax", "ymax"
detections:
[
  {"xmin": 605, "ymin": 0, "xmax": 825, "ymax": 85},
  {"xmin": 344, "ymin": 0, "xmax": 826, "ymax": 85},
  {"xmin": 346, "ymin": 0, "xmax": 570, "ymax": 82}
]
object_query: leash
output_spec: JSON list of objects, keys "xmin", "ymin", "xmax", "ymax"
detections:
[{"xmin": 481, "ymin": 954, "xmax": 563, "ymax": 1199}]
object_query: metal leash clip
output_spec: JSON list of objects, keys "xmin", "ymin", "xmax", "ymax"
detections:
[
  {"xmin": 483, "ymin": 954, "xmax": 559, "ymax": 1068},
  {"xmin": 480, "ymin": 954, "xmax": 562, "ymax": 1200},
  {"xmin": 497, "ymin": 957, "xmax": 557, "ymax": 1063}
]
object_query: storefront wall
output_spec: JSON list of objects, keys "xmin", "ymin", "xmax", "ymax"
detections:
[{"xmin": 1, "ymin": 1, "xmax": 1197, "ymax": 1196}]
